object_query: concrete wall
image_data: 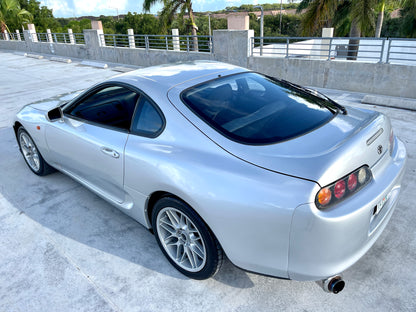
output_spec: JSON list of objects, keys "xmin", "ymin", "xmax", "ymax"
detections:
[
  {"xmin": 1, "ymin": 29, "xmax": 416, "ymax": 99},
  {"xmin": 247, "ymin": 57, "xmax": 416, "ymax": 98}
]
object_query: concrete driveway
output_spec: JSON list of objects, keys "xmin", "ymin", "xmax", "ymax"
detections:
[{"xmin": 0, "ymin": 50, "xmax": 415, "ymax": 312}]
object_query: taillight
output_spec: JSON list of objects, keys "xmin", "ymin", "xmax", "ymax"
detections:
[
  {"xmin": 317, "ymin": 188, "xmax": 332, "ymax": 206},
  {"xmin": 334, "ymin": 180, "xmax": 346, "ymax": 199},
  {"xmin": 316, "ymin": 166, "xmax": 372, "ymax": 209},
  {"xmin": 347, "ymin": 173, "xmax": 357, "ymax": 191}
]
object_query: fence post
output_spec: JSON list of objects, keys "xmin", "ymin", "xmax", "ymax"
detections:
[
  {"xmin": 46, "ymin": 29, "xmax": 53, "ymax": 43},
  {"xmin": 250, "ymin": 37, "xmax": 254, "ymax": 56},
  {"xmin": 16, "ymin": 30, "xmax": 21, "ymax": 41},
  {"xmin": 127, "ymin": 29, "xmax": 135, "ymax": 48},
  {"xmin": 379, "ymin": 38, "xmax": 385, "ymax": 63},
  {"xmin": 27, "ymin": 24, "xmax": 38, "ymax": 42},
  {"xmin": 285, "ymin": 38, "xmax": 289, "ymax": 57},
  {"xmin": 322, "ymin": 28, "xmax": 334, "ymax": 60},
  {"xmin": 386, "ymin": 39, "xmax": 392, "ymax": 64},
  {"xmin": 145, "ymin": 35, "xmax": 149, "ymax": 51},
  {"xmin": 165, "ymin": 36, "xmax": 168, "ymax": 50},
  {"xmin": 2, "ymin": 30, "xmax": 10, "ymax": 40},
  {"xmin": 172, "ymin": 29, "xmax": 180, "ymax": 51},
  {"xmin": 186, "ymin": 36, "xmax": 190, "ymax": 52},
  {"xmin": 68, "ymin": 29, "xmax": 75, "ymax": 44},
  {"xmin": 327, "ymin": 38, "xmax": 333, "ymax": 60}
]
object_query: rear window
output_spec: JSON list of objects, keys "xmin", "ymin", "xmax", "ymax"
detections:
[{"xmin": 181, "ymin": 72, "xmax": 335, "ymax": 145}]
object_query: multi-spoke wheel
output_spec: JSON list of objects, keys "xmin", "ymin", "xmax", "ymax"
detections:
[
  {"xmin": 152, "ymin": 197, "xmax": 223, "ymax": 280},
  {"xmin": 17, "ymin": 127, "xmax": 55, "ymax": 176}
]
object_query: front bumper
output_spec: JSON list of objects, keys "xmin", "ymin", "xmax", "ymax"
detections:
[{"xmin": 288, "ymin": 137, "xmax": 407, "ymax": 281}]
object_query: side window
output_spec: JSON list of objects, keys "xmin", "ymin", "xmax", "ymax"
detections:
[
  {"xmin": 66, "ymin": 86, "xmax": 139, "ymax": 130},
  {"xmin": 131, "ymin": 96, "xmax": 164, "ymax": 137}
]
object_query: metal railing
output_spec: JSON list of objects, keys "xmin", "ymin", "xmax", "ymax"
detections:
[
  {"xmin": 251, "ymin": 37, "xmax": 416, "ymax": 65},
  {"xmin": 386, "ymin": 38, "xmax": 416, "ymax": 65},
  {"xmin": 0, "ymin": 32, "xmax": 23, "ymax": 41},
  {"xmin": 100, "ymin": 34, "xmax": 213, "ymax": 53},
  {"xmin": 30, "ymin": 32, "xmax": 85, "ymax": 44}
]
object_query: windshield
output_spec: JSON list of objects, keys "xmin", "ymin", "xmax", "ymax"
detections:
[{"xmin": 181, "ymin": 72, "xmax": 335, "ymax": 145}]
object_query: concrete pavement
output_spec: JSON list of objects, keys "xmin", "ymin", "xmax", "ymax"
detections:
[{"xmin": 0, "ymin": 50, "xmax": 415, "ymax": 312}]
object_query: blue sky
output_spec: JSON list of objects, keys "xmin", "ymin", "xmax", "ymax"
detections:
[{"xmin": 40, "ymin": 0, "xmax": 290, "ymax": 18}]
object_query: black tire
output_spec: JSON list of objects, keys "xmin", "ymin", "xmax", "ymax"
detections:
[
  {"xmin": 17, "ymin": 127, "xmax": 55, "ymax": 176},
  {"xmin": 152, "ymin": 197, "xmax": 223, "ymax": 280}
]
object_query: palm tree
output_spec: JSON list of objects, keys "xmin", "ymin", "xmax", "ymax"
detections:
[
  {"xmin": 298, "ymin": 0, "xmax": 338, "ymax": 36},
  {"xmin": 0, "ymin": 0, "xmax": 31, "ymax": 34},
  {"xmin": 143, "ymin": 0, "xmax": 199, "ymax": 51},
  {"xmin": 299, "ymin": 0, "xmax": 377, "ymax": 59},
  {"xmin": 375, "ymin": 0, "xmax": 386, "ymax": 37}
]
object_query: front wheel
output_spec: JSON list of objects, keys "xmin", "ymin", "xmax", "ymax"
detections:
[
  {"xmin": 152, "ymin": 197, "xmax": 223, "ymax": 280},
  {"xmin": 17, "ymin": 127, "xmax": 55, "ymax": 176}
]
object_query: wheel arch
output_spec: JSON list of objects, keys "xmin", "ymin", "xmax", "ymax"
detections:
[
  {"xmin": 145, "ymin": 191, "xmax": 222, "ymax": 246},
  {"xmin": 13, "ymin": 121, "xmax": 23, "ymax": 140}
]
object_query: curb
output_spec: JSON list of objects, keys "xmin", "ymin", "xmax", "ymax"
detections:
[{"xmin": 361, "ymin": 95, "xmax": 416, "ymax": 111}]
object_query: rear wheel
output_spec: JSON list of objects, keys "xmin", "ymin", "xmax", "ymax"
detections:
[
  {"xmin": 17, "ymin": 127, "xmax": 55, "ymax": 176},
  {"xmin": 152, "ymin": 197, "xmax": 223, "ymax": 280}
]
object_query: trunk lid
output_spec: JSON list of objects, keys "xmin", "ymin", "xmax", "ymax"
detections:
[{"xmin": 215, "ymin": 106, "xmax": 392, "ymax": 186}]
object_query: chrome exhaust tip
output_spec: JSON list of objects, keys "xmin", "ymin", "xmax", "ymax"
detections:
[{"xmin": 317, "ymin": 275, "xmax": 345, "ymax": 294}]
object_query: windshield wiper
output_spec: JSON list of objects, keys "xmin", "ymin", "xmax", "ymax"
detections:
[{"xmin": 279, "ymin": 79, "xmax": 347, "ymax": 115}]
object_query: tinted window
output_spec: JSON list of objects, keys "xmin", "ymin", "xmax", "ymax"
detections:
[
  {"xmin": 131, "ymin": 97, "xmax": 164, "ymax": 137},
  {"xmin": 181, "ymin": 72, "xmax": 335, "ymax": 144},
  {"xmin": 67, "ymin": 86, "xmax": 139, "ymax": 130}
]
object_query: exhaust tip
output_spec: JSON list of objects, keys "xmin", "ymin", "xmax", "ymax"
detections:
[
  {"xmin": 328, "ymin": 277, "xmax": 345, "ymax": 294},
  {"xmin": 318, "ymin": 275, "xmax": 345, "ymax": 294}
]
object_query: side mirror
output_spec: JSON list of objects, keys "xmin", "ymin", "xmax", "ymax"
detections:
[{"xmin": 47, "ymin": 106, "xmax": 63, "ymax": 122}]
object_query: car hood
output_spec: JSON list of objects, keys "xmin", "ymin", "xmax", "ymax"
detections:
[{"xmin": 214, "ymin": 106, "xmax": 391, "ymax": 186}]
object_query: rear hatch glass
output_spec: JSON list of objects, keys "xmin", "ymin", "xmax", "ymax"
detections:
[{"xmin": 181, "ymin": 72, "xmax": 336, "ymax": 145}]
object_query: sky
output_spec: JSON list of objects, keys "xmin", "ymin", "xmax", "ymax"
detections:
[{"xmin": 40, "ymin": 0, "xmax": 290, "ymax": 18}]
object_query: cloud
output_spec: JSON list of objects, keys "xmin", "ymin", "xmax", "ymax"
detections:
[{"xmin": 43, "ymin": 0, "xmax": 75, "ymax": 17}]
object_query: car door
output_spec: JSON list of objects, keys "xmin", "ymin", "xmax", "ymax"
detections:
[{"xmin": 45, "ymin": 84, "xmax": 140, "ymax": 204}]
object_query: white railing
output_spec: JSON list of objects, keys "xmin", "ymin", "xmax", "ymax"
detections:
[
  {"xmin": 251, "ymin": 37, "xmax": 416, "ymax": 65},
  {"xmin": 29, "ymin": 32, "xmax": 85, "ymax": 44},
  {"xmin": 100, "ymin": 34, "xmax": 213, "ymax": 53}
]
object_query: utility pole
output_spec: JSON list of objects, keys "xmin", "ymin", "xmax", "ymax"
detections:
[
  {"xmin": 254, "ymin": 5, "xmax": 264, "ymax": 56},
  {"xmin": 208, "ymin": 13, "xmax": 211, "ymax": 37},
  {"xmin": 279, "ymin": 0, "xmax": 283, "ymax": 34}
]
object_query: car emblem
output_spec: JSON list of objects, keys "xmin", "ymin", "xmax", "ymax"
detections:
[{"xmin": 377, "ymin": 145, "xmax": 383, "ymax": 154}]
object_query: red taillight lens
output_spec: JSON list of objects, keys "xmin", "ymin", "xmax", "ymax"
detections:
[
  {"xmin": 315, "ymin": 166, "xmax": 372, "ymax": 209},
  {"xmin": 334, "ymin": 180, "xmax": 346, "ymax": 199},
  {"xmin": 347, "ymin": 173, "xmax": 357, "ymax": 191}
]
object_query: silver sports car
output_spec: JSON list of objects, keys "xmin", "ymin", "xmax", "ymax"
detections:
[{"xmin": 14, "ymin": 61, "xmax": 407, "ymax": 293}]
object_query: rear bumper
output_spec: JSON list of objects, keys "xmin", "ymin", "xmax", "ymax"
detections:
[{"xmin": 288, "ymin": 137, "xmax": 407, "ymax": 281}]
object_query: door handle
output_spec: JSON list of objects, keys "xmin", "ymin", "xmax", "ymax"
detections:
[{"xmin": 101, "ymin": 147, "xmax": 120, "ymax": 158}]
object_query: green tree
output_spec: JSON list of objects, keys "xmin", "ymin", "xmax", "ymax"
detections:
[
  {"xmin": 401, "ymin": 0, "xmax": 416, "ymax": 37},
  {"xmin": 143, "ymin": 0, "xmax": 199, "ymax": 51},
  {"xmin": 0, "ymin": 0, "xmax": 31, "ymax": 33},
  {"xmin": 119, "ymin": 12, "xmax": 163, "ymax": 34},
  {"xmin": 299, "ymin": 0, "xmax": 378, "ymax": 59},
  {"xmin": 299, "ymin": 0, "xmax": 377, "ymax": 36}
]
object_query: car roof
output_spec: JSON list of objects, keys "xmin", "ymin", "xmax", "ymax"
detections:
[{"xmin": 107, "ymin": 61, "xmax": 247, "ymax": 93}]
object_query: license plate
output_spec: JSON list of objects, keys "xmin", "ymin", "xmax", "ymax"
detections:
[{"xmin": 375, "ymin": 193, "xmax": 389, "ymax": 215}]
